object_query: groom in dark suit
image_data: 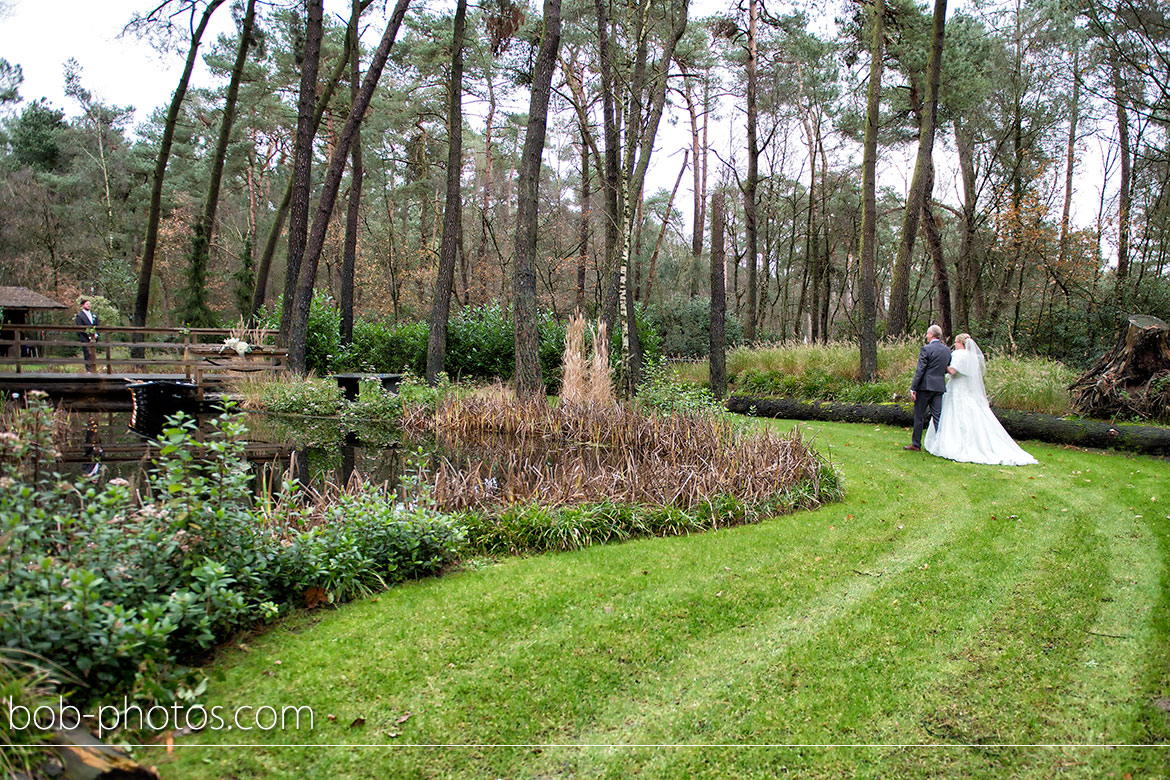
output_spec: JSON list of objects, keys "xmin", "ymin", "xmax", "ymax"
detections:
[
  {"xmin": 75, "ymin": 298, "xmax": 99, "ymax": 372},
  {"xmin": 904, "ymin": 324, "xmax": 949, "ymax": 451}
]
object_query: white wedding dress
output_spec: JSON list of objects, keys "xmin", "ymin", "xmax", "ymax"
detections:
[{"xmin": 924, "ymin": 343, "xmax": 1037, "ymax": 466}]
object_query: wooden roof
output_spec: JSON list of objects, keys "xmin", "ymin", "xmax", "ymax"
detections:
[{"xmin": 0, "ymin": 286, "xmax": 68, "ymax": 310}]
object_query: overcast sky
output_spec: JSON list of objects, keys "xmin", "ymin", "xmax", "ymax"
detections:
[{"xmin": 0, "ymin": 0, "xmax": 1107, "ymax": 237}]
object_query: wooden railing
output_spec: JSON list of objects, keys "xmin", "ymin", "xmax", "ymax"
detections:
[{"xmin": 0, "ymin": 324, "xmax": 286, "ymax": 383}]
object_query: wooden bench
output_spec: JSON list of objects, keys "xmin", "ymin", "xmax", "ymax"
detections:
[{"xmin": 332, "ymin": 373, "xmax": 403, "ymax": 400}]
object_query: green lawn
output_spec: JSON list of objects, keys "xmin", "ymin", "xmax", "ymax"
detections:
[{"xmin": 152, "ymin": 418, "xmax": 1170, "ymax": 778}]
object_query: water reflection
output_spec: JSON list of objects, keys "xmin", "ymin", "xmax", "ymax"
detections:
[{"xmin": 55, "ymin": 408, "xmax": 406, "ymax": 497}]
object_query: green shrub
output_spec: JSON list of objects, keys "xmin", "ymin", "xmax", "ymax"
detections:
[
  {"xmin": 651, "ymin": 295, "xmax": 744, "ymax": 358},
  {"xmin": 272, "ymin": 491, "xmax": 464, "ymax": 602},
  {"xmin": 0, "ymin": 396, "xmax": 463, "ymax": 712},
  {"xmin": 335, "ymin": 318, "xmax": 428, "ymax": 375},
  {"xmin": 260, "ymin": 375, "xmax": 343, "ymax": 416},
  {"xmin": 637, "ymin": 359, "xmax": 727, "ymax": 416},
  {"xmin": 332, "ymin": 305, "xmax": 569, "ymax": 392},
  {"xmin": 258, "ymin": 291, "xmax": 340, "ymax": 375}
]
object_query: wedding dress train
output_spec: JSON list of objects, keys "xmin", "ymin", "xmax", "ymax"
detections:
[{"xmin": 924, "ymin": 344, "xmax": 1037, "ymax": 466}]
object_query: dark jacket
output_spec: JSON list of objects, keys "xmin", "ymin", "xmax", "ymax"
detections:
[
  {"xmin": 75, "ymin": 310, "xmax": 98, "ymax": 342},
  {"xmin": 911, "ymin": 338, "xmax": 950, "ymax": 394}
]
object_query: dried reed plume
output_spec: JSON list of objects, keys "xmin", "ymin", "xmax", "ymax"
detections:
[
  {"xmin": 560, "ymin": 312, "xmax": 589, "ymax": 405},
  {"xmin": 588, "ymin": 320, "xmax": 613, "ymax": 407}
]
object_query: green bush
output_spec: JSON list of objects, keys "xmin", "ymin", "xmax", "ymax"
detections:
[
  {"xmin": 651, "ymin": 295, "xmax": 744, "ymax": 358},
  {"xmin": 734, "ymin": 367, "xmax": 899, "ymax": 405},
  {"xmin": 272, "ymin": 491, "xmax": 464, "ymax": 602},
  {"xmin": 446, "ymin": 302, "xmax": 515, "ymax": 379},
  {"xmin": 260, "ymin": 375, "xmax": 343, "ymax": 416},
  {"xmin": 335, "ymin": 319, "xmax": 428, "ymax": 375},
  {"xmin": 334, "ymin": 305, "xmax": 568, "ymax": 392},
  {"xmin": 258, "ymin": 291, "xmax": 340, "ymax": 375},
  {"xmin": 637, "ymin": 359, "xmax": 727, "ymax": 416},
  {"xmin": 0, "ymin": 396, "xmax": 463, "ymax": 711}
]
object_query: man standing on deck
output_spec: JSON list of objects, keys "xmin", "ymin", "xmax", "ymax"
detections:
[{"xmin": 75, "ymin": 298, "xmax": 99, "ymax": 372}]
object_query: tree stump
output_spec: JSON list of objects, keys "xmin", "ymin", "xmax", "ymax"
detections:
[{"xmin": 1069, "ymin": 315, "xmax": 1170, "ymax": 423}]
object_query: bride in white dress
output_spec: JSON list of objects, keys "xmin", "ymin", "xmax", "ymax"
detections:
[{"xmin": 924, "ymin": 334, "xmax": 1038, "ymax": 466}]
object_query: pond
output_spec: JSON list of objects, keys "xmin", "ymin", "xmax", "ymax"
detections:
[{"xmin": 52, "ymin": 406, "xmax": 410, "ymax": 497}]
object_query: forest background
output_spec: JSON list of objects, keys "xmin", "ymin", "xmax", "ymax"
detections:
[{"xmin": 1, "ymin": 0, "xmax": 1168, "ymax": 384}]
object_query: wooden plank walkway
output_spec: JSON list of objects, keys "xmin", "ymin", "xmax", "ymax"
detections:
[{"xmin": 0, "ymin": 324, "xmax": 286, "ymax": 404}]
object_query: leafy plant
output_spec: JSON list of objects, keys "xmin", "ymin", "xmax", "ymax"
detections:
[{"xmin": 0, "ymin": 395, "xmax": 463, "ymax": 717}]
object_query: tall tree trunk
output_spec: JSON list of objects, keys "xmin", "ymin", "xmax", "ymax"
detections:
[
  {"xmin": 133, "ymin": 0, "xmax": 226, "ymax": 328},
  {"xmin": 513, "ymin": 0, "xmax": 562, "ymax": 396},
  {"xmin": 743, "ymin": 0, "xmax": 760, "ymax": 341},
  {"xmin": 288, "ymin": 0, "xmax": 412, "ymax": 373},
  {"xmin": 279, "ymin": 0, "xmax": 325, "ymax": 344},
  {"xmin": 339, "ymin": 0, "xmax": 365, "ymax": 348},
  {"xmin": 577, "ymin": 132, "xmax": 590, "ymax": 314},
  {"xmin": 618, "ymin": 0, "xmax": 689, "ymax": 394},
  {"xmin": 709, "ymin": 191, "xmax": 726, "ymax": 399},
  {"xmin": 1057, "ymin": 44, "xmax": 1080, "ymax": 269},
  {"xmin": 181, "ymin": 0, "xmax": 257, "ymax": 327},
  {"xmin": 594, "ymin": 0, "xmax": 621, "ymax": 333},
  {"xmin": 859, "ymin": 0, "xmax": 883, "ymax": 381},
  {"xmin": 954, "ymin": 118, "xmax": 979, "ymax": 329},
  {"xmin": 684, "ymin": 75, "xmax": 705, "ymax": 297},
  {"xmin": 922, "ymin": 164, "xmax": 952, "ymax": 336},
  {"xmin": 1111, "ymin": 51, "xmax": 1131, "ymax": 282},
  {"xmin": 340, "ymin": 0, "xmax": 366, "ymax": 347},
  {"xmin": 888, "ymin": 0, "xmax": 947, "ymax": 338},
  {"xmin": 474, "ymin": 70, "xmax": 497, "ymax": 306},
  {"xmin": 425, "ymin": 0, "xmax": 467, "ymax": 382}
]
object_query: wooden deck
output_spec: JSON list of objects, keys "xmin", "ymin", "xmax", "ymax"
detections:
[{"xmin": 0, "ymin": 324, "xmax": 286, "ymax": 405}]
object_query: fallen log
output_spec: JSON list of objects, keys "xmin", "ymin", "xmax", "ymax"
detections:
[
  {"xmin": 726, "ymin": 396, "xmax": 1170, "ymax": 456},
  {"xmin": 45, "ymin": 726, "xmax": 159, "ymax": 780}
]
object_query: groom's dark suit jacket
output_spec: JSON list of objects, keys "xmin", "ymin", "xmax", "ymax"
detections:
[{"xmin": 911, "ymin": 338, "xmax": 950, "ymax": 394}]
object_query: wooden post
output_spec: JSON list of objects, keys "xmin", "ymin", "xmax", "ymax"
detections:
[
  {"xmin": 183, "ymin": 331, "xmax": 192, "ymax": 382},
  {"xmin": 13, "ymin": 328, "xmax": 21, "ymax": 374}
]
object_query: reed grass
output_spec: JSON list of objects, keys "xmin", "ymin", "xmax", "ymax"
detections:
[
  {"xmin": 674, "ymin": 341, "xmax": 1079, "ymax": 416},
  {"xmin": 400, "ymin": 393, "xmax": 840, "ymax": 522},
  {"xmin": 560, "ymin": 313, "xmax": 590, "ymax": 406}
]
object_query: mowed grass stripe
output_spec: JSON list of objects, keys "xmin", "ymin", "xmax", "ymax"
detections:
[
  {"xmin": 155, "ymin": 420, "xmax": 1170, "ymax": 780},
  {"xmin": 562, "ymin": 485, "xmax": 1036, "ymax": 743},
  {"xmin": 549, "ymin": 479, "xmax": 1069, "ymax": 778}
]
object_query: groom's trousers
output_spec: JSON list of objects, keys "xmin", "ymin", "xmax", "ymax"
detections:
[{"xmin": 912, "ymin": 390, "xmax": 943, "ymax": 447}]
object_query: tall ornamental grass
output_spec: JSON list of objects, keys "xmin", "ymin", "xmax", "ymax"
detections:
[{"xmin": 675, "ymin": 340, "xmax": 1078, "ymax": 416}]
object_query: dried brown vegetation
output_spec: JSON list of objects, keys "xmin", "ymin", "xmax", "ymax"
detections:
[
  {"xmin": 559, "ymin": 312, "xmax": 613, "ymax": 407},
  {"xmin": 400, "ymin": 392, "xmax": 838, "ymax": 516}
]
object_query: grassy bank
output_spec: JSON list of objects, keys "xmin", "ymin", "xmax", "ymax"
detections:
[
  {"xmin": 154, "ymin": 419, "xmax": 1170, "ymax": 778},
  {"xmin": 674, "ymin": 341, "xmax": 1079, "ymax": 415}
]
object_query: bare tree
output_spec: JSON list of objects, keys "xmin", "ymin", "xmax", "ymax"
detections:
[
  {"xmin": 426, "ymin": 0, "xmax": 468, "ymax": 383},
  {"xmin": 287, "ymin": 0, "xmax": 413, "ymax": 373},
  {"xmin": 129, "ymin": 0, "xmax": 226, "ymax": 329}
]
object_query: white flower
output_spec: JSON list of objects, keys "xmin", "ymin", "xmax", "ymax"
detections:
[{"xmin": 222, "ymin": 337, "xmax": 250, "ymax": 356}]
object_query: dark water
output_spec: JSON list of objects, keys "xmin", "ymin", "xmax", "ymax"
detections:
[{"xmin": 55, "ymin": 409, "xmax": 407, "ymax": 495}]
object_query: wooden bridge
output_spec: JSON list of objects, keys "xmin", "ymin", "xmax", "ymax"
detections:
[{"xmin": 0, "ymin": 323, "xmax": 286, "ymax": 405}]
